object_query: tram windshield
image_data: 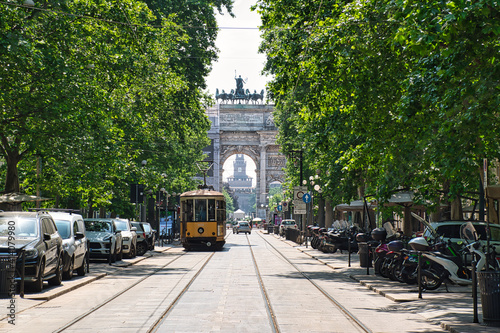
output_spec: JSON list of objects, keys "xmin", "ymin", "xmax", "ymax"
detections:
[{"xmin": 182, "ymin": 198, "xmax": 226, "ymax": 223}]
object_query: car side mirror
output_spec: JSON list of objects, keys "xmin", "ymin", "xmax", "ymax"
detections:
[
  {"xmin": 44, "ymin": 233, "xmax": 51, "ymax": 241},
  {"xmin": 115, "ymin": 230, "xmax": 122, "ymax": 235},
  {"xmin": 75, "ymin": 232, "xmax": 85, "ymax": 240},
  {"xmin": 131, "ymin": 227, "xmax": 137, "ymax": 232}
]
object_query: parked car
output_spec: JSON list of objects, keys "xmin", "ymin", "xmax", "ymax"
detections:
[
  {"xmin": 235, "ymin": 221, "xmax": 251, "ymax": 234},
  {"xmin": 50, "ymin": 211, "xmax": 88, "ymax": 279},
  {"xmin": 142, "ymin": 222, "xmax": 156, "ymax": 251},
  {"xmin": 114, "ymin": 218, "xmax": 137, "ymax": 258},
  {"xmin": 422, "ymin": 221, "xmax": 500, "ymax": 250},
  {"xmin": 84, "ymin": 219, "xmax": 123, "ymax": 262},
  {"xmin": 131, "ymin": 222, "xmax": 154, "ymax": 256},
  {"xmin": 0, "ymin": 211, "xmax": 63, "ymax": 292},
  {"xmin": 279, "ymin": 219, "xmax": 297, "ymax": 237}
]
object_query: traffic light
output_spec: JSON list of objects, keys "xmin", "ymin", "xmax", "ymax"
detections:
[{"xmin": 130, "ymin": 184, "xmax": 145, "ymax": 203}]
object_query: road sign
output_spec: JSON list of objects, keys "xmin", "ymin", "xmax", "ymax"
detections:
[
  {"xmin": 294, "ymin": 209, "xmax": 306, "ymax": 215},
  {"xmin": 294, "ymin": 186, "xmax": 308, "ymax": 201},
  {"xmin": 277, "ymin": 204, "xmax": 282, "ymax": 211},
  {"xmin": 303, "ymin": 193, "xmax": 311, "ymax": 204}
]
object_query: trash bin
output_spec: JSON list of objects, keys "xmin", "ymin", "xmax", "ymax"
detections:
[
  {"xmin": 268, "ymin": 224, "xmax": 274, "ymax": 234},
  {"xmin": 358, "ymin": 242, "xmax": 371, "ymax": 268},
  {"xmin": 477, "ymin": 271, "xmax": 500, "ymax": 327}
]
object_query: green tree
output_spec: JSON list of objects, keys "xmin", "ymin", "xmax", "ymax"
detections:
[
  {"xmin": 1, "ymin": 0, "xmax": 230, "ymax": 214},
  {"xmin": 256, "ymin": 0, "xmax": 500, "ymax": 222}
]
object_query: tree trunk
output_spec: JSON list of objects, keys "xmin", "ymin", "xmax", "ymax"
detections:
[
  {"xmin": 325, "ymin": 199, "xmax": 333, "ymax": 229},
  {"xmin": 0, "ymin": 150, "xmax": 22, "ymax": 211},
  {"xmin": 450, "ymin": 195, "xmax": 463, "ymax": 220},
  {"xmin": 4, "ymin": 150, "xmax": 21, "ymax": 193},
  {"xmin": 317, "ymin": 195, "xmax": 325, "ymax": 227},
  {"xmin": 403, "ymin": 205, "xmax": 412, "ymax": 237}
]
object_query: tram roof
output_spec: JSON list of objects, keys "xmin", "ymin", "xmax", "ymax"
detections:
[{"xmin": 180, "ymin": 189, "xmax": 224, "ymax": 198}]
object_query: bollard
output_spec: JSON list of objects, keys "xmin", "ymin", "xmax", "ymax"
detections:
[
  {"xmin": 418, "ymin": 251, "xmax": 422, "ymax": 299},
  {"xmin": 20, "ymin": 250, "xmax": 25, "ymax": 298},
  {"xmin": 348, "ymin": 235, "xmax": 351, "ymax": 267},
  {"xmin": 472, "ymin": 258, "xmax": 478, "ymax": 323}
]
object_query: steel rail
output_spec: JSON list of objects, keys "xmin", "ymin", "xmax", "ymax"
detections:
[
  {"xmin": 147, "ymin": 252, "xmax": 215, "ymax": 332},
  {"xmin": 257, "ymin": 232, "xmax": 373, "ymax": 333},
  {"xmin": 246, "ymin": 234, "xmax": 280, "ymax": 333},
  {"xmin": 53, "ymin": 252, "xmax": 186, "ymax": 333}
]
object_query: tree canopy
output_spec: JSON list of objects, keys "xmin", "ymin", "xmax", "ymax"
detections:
[
  {"xmin": 0, "ymin": 0, "xmax": 233, "ymax": 215},
  {"xmin": 256, "ymin": 0, "xmax": 500, "ymax": 217}
]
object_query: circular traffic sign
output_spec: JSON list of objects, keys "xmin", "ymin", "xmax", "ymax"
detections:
[{"xmin": 302, "ymin": 193, "xmax": 311, "ymax": 203}]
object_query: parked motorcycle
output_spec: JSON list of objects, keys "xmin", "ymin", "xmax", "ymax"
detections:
[{"xmin": 410, "ymin": 222, "xmax": 499, "ymax": 290}]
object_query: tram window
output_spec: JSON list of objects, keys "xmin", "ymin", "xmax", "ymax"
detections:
[
  {"xmin": 195, "ymin": 199, "xmax": 207, "ymax": 222},
  {"xmin": 182, "ymin": 199, "xmax": 193, "ymax": 222},
  {"xmin": 216, "ymin": 200, "xmax": 226, "ymax": 222},
  {"xmin": 208, "ymin": 199, "xmax": 216, "ymax": 221}
]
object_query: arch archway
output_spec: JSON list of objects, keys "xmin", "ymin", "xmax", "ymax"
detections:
[{"xmin": 206, "ymin": 104, "xmax": 286, "ymax": 218}]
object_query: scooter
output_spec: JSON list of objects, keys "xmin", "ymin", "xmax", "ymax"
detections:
[{"xmin": 414, "ymin": 222, "xmax": 495, "ymax": 288}]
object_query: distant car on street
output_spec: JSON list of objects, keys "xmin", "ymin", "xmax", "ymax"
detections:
[
  {"xmin": 84, "ymin": 219, "xmax": 123, "ymax": 262},
  {"xmin": 50, "ymin": 211, "xmax": 88, "ymax": 279},
  {"xmin": 235, "ymin": 221, "xmax": 251, "ymax": 234},
  {"xmin": 279, "ymin": 219, "xmax": 297, "ymax": 237}
]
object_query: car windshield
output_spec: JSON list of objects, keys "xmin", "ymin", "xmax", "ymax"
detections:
[
  {"xmin": 0, "ymin": 217, "xmax": 38, "ymax": 238},
  {"xmin": 54, "ymin": 220, "xmax": 71, "ymax": 239},
  {"xmin": 114, "ymin": 221, "xmax": 129, "ymax": 232},
  {"xmin": 85, "ymin": 221, "xmax": 112, "ymax": 232}
]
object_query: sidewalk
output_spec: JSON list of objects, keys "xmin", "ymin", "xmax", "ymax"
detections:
[{"xmin": 269, "ymin": 231, "xmax": 500, "ymax": 333}]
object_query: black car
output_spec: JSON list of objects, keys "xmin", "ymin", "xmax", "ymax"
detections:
[
  {"xmin": 0, "ymin": 211, "xmax": 63, "ymax": 292},
  {"xmin": 131, "ymin": 222, "xmax": 156, "ymax": 256}
]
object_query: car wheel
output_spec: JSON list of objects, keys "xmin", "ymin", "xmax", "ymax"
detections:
[
  {"xmin": 48, "ymin": 255, "xmax": 63, "ymax": 286},
  {"xmin": 63, "ymin": 256, "xmax": 74, "ymax": 280},
  {"xmin": 130, "ymin": 243, "xmax": 136, "ymax": 258},
  {"xmin": 77, "ymin": 254, "xmax": 88, "ymax": 276},
  {"xmin": 137, "ymin": 242, "xmax": 147, "ymax": 256},
  {"xmin": 31, "ymin": 259, "xmax": 45, "ymax": 292}
]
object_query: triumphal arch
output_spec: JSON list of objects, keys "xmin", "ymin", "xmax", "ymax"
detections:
[{"xmin": 204, "ymin": 101, "xmax": 285, "ymax": 219}]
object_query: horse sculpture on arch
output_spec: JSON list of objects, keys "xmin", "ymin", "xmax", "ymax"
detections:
[
  {"xmin": 215, "ymin": 74, "xmax": 265, "ymax": 104},
  {"xmin": 250, "ymin": 89, "xmax": 265, "ymax": 104}
]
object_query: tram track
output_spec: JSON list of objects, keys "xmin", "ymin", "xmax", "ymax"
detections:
[
  {"xmin": 50, "ymin": 249, "xmax": 218, "ymax": 333},
  {"xmin": 147, "ymin": 252, "xmax": 215, "ymax": 332},
  {"xmin": 246, "ymin": 234, "xmax": 280, "ymax": 333},
  {"xmin": 253, "ymin": 232, "xmax": 373, "ymax": 333}
]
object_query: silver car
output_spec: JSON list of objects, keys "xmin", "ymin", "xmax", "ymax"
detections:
[
  {"xmin": 84, "ymin": 219, "xmax": 123, "ymax": 262},
  {"xmin": 235, "ymin": 221, "xmax": 251, "ymax": 234},
  {"xmin": 50, "ymin": 211, "xmax": 88, "ymax": 279}
]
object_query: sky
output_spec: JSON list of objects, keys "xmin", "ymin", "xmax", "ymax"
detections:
[
  {"xmin": 210, "ymin": 0, "xmax": 266, "ymax": 186},
  {"xmin": 205, "ymin": 0, "xmax": 270, "ymax": 98}
]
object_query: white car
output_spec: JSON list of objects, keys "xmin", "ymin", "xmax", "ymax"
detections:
[
  {"xmin": 279, "ymin": 219, "xmax": 297, "ymax": 236},
  {"xmin": 115, "ymin": 219, "xmax": 137, "ymax": 258},
  {"xmin": 50, "ymin": 211, "xmax": 88, "ymax": 279}
]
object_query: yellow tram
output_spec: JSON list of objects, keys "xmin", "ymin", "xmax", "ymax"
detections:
[{"xmin": 180, "ymin": 188, "xmax": 226, "ymax": 250}]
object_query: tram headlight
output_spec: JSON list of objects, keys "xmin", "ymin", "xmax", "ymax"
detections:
[{"xmin": 198, "ymin": 227, "xmax": 204, "ymax": 234}]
